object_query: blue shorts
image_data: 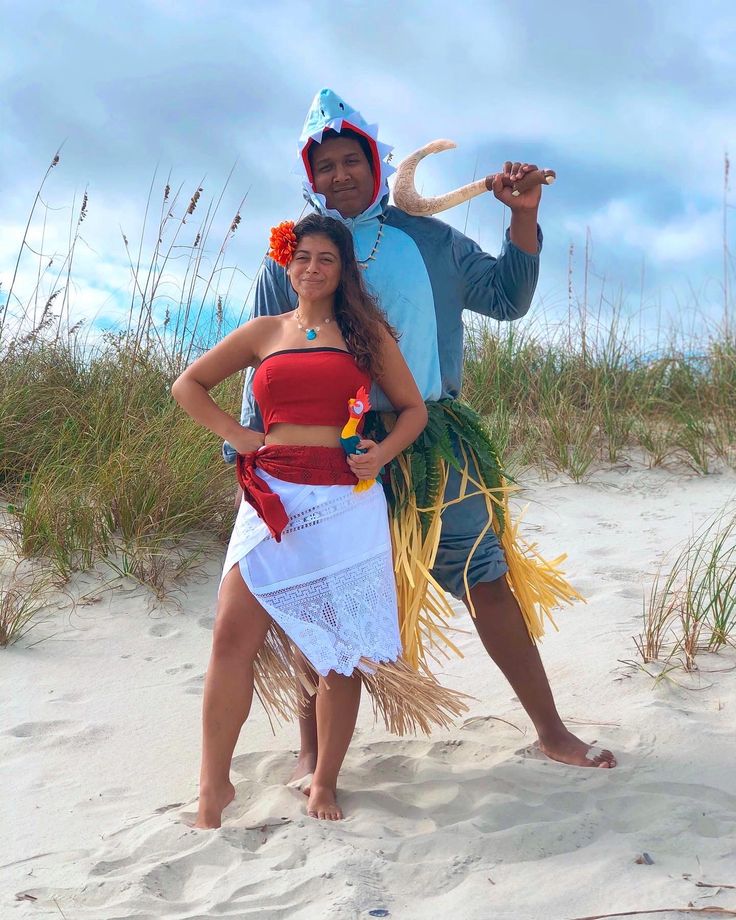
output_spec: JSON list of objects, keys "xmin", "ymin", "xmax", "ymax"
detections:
[{"xmin": 430, "ymin": 459, "xmax": 508, "ymax": 599}]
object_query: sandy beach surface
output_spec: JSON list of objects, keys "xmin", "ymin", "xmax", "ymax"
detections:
[{"xmin": 3, "ymin": 465, "xmax": 736, "ymax": 920}]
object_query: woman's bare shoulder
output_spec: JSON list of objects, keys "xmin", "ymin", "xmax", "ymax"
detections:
[
  {"xmin": 236, "ymin": 314, "xmax": 291, "ymax": 336},
  {"xmin": 236, "ymin": 313, "xmax": 294, "ymax": 356},
  {"xmin": 245, "ymin": 312, "xmax": 295, "ymax": 332}
]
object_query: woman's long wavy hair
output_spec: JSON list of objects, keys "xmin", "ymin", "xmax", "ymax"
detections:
[{"xmin": 291, "ymin": 214, "xmax": 398, "ymax": 378}]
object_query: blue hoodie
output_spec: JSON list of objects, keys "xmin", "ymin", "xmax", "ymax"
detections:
[{"xmin": 223, "ymin": 89, "xmax": 542, "ymax": 462}]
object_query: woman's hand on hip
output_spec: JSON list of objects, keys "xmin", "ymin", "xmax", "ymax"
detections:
[{"xmin": 230, "ymin": 427, "xmax": 266, "ymax": 456}]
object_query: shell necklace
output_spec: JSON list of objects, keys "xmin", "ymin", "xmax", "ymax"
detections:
[
  {"xmin": 295, "ymin": 307, "xmax": 332, "ymax": 341},
  {"xmin": 357, "ymin": 217, "xmax": 384, "ymax": 270}
]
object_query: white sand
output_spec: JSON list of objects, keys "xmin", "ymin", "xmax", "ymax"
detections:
[{"xmin": 3, "ymin": 466, "xmax": 736, "ymax": 920}]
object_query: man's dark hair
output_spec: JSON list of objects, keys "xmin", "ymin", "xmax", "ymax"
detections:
[{"xmin": 307, "ymin": 128, "xmax": 375, "ymax": 175}]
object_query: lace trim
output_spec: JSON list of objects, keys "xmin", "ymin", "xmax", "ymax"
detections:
[
  {"xmin": 253, "ymin": 550, "xmax": 401, "ymax": 676},
  {"xmin": 271, "ymin": 488, "xmax": 365, "ymax": 539}
]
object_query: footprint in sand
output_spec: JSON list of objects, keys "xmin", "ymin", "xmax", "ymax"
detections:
[
  {"xmin": 616, "ymin": 584, "xmax": 643, "ymax": 599},
  {"xmin": 5, "ymin": 720, "xmax": 107, "ymax": 747},
  {"xmin": 148, "ymin": 621, "xmax": 180, "ymax": 638},
  {"xmin": 570, "ymin": 576, "xmax": 599, "ymax": 597},
  {"xmin": 5, "ymin": 719, "xmax": 74, "ymax": 738},
  {"xmin": 165, "ymin": 663, "xmax": 195, "ymax": 675}
]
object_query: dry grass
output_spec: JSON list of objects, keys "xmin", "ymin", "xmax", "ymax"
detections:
[
  {"xmin": 0, "ymin": 555, "xmax": 56, "ymax": 647},
  {"xmin": 1, "ymin": 337, "xmax": 241, "ymax": 583},
  {"xmin": 635, "ymin": 509, "xmax": 736, "ymax": 671},
  {"xmin": 463, "ymin": 319, "xmax": 736, "ymax": 480}
]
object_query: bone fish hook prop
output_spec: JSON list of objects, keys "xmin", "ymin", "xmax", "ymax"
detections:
[{"xmin": 392, "ymin": 139, "xmax": 556, "ymax": 217}]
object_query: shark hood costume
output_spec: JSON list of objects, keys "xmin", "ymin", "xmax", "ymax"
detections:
[
  {"xmin": 297, "ymin": 88, "xmax": 395, "ymax": 221},
  {"xmin": 226, "ymin": 89, "xmax": 581, "ymax": 678}
]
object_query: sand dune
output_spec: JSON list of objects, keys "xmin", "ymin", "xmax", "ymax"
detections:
[{"xmin": 4, "ymin": 466, "xmax": 736, "ymax": 919}]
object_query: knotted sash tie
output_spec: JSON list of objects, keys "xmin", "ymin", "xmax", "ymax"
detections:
[{"xmin": 236, "ymin": 445, "xmax": 357, "ymax": 541}]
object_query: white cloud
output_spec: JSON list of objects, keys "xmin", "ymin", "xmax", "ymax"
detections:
[{"xmin": 564, "ymin": 198, "xmax": 721, "ymax": 265}]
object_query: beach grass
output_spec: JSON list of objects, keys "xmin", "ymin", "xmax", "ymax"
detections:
[
  {"xmin": 1, "ymin": 335, "xmax": 241, "ymax": 584},
  {"xmin": 463, "ymin": 318, "xmax": 736, "ymax": 480},
  {"xmin": 0, "ymin": 549, "xmax": 58, "ymax": 647},
  {"xmin": 0, "ymin": 578, "xmax": 44, "ymax": 647},
  {"xmin": 635, "ymin": 509, "xmax": 736, "ymax": 670}
]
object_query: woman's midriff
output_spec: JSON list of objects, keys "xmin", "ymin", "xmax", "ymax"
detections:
[{"xmin": 264, "ymin": 423, "xmax": 344, "ymax": 449}]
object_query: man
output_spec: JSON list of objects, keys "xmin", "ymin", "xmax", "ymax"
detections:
[{"xmin": 225, "ymin": 88, "xmax": 616, "ymax": 775}]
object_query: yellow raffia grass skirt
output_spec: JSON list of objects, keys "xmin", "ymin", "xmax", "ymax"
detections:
[{"xmin": 367, "ymin": 399, "xmax": 584, "ymax": 671}]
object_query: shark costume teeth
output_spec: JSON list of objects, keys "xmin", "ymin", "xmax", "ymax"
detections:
[{"xmin": 296, "ymin": 88, "xmax": 396, "ymax": 221}]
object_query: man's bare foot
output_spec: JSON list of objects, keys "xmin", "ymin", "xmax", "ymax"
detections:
[
  {"xmin": 287, "ymin": 772, "xmax": 313, "ymax": 797},
  {"xmin": 306, "ymin": 783, "xmax": 342, "ymax": 820},
  {"xmin": 539, "ymin": 729, "xmax": 617, "ymax": 768},
  {"xmin": 194, "ymin": 781, "xmax": 235, "ymax": 828},
  {"xmin": 287, "ymin": 751, "xmax": 317, "ymax": 787}
]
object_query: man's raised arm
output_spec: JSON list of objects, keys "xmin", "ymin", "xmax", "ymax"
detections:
[
  {"xmin": 452, "ymin": 222, "xmax": 543, "ymax": 322},
  {"xmin": 453, "ymin": 164, "xmax": 548, "ymax": 321}
]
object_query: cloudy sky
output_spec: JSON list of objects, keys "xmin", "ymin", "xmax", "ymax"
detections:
[{"xmin": 2, "ymin": 0, "xmax": 735, "ymax": 349}]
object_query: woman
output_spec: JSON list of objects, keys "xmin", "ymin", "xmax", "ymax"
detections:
[{"xmin": 173, "ymin": 214, "xmax": 462, "ymax": 828}]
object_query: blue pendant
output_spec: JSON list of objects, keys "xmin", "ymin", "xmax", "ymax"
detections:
[{"xmin": 305, "ymin": 329, "xmax": 317, "ymax": 340}]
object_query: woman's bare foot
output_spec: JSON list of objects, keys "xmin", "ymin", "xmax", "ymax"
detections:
[
  {"xmin": 306, "ymin": 783, "xmax": 342, "ymax": 820},
  {"xmin": 539, "ymin": 729, "xmax": 617, "ymax": 768},
  {"xmin": 194, "ymin": 781, "xmax": 235, "ymax": 828},
  {"xmin": 288, "ymin": 751, "xmax": 317, "ymax": 786}
]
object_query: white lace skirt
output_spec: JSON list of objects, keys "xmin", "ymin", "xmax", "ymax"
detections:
[{"xmin": 221, "ymin": 471, "xmax": 402, "ymax": 677}]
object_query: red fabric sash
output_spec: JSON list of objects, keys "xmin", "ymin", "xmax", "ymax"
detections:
[{"xmin": 235, "ymin": 445, "xmax": 357, "ymax": 542}]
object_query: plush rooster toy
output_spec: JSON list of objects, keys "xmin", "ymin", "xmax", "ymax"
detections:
[{"xmin": 340, "ymin": 385, "xmax": 375, "ymax": 493}]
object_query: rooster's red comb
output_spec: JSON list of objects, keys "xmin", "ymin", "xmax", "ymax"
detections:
[{"xmin": 355, "ymin": 385, "xmax": 371, "ymax": 410}]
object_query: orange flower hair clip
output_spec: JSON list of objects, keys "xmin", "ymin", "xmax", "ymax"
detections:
[{"xmin": 268, "ymin": 220, "xmax": 297, "ymax": 267}]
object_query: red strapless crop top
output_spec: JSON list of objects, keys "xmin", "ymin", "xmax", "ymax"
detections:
[{"xmin": 252, "ymin": 348, "xmax": 372, "ymax": 434}]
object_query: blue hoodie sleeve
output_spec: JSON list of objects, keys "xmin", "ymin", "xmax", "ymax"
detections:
[
  {"xmin": 221, "ymin": 259, "xmax": 295, "ymax": 464},
  {"xmin": 451, "ymin": 225, "xmax": 543, "ymax": 321}
]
